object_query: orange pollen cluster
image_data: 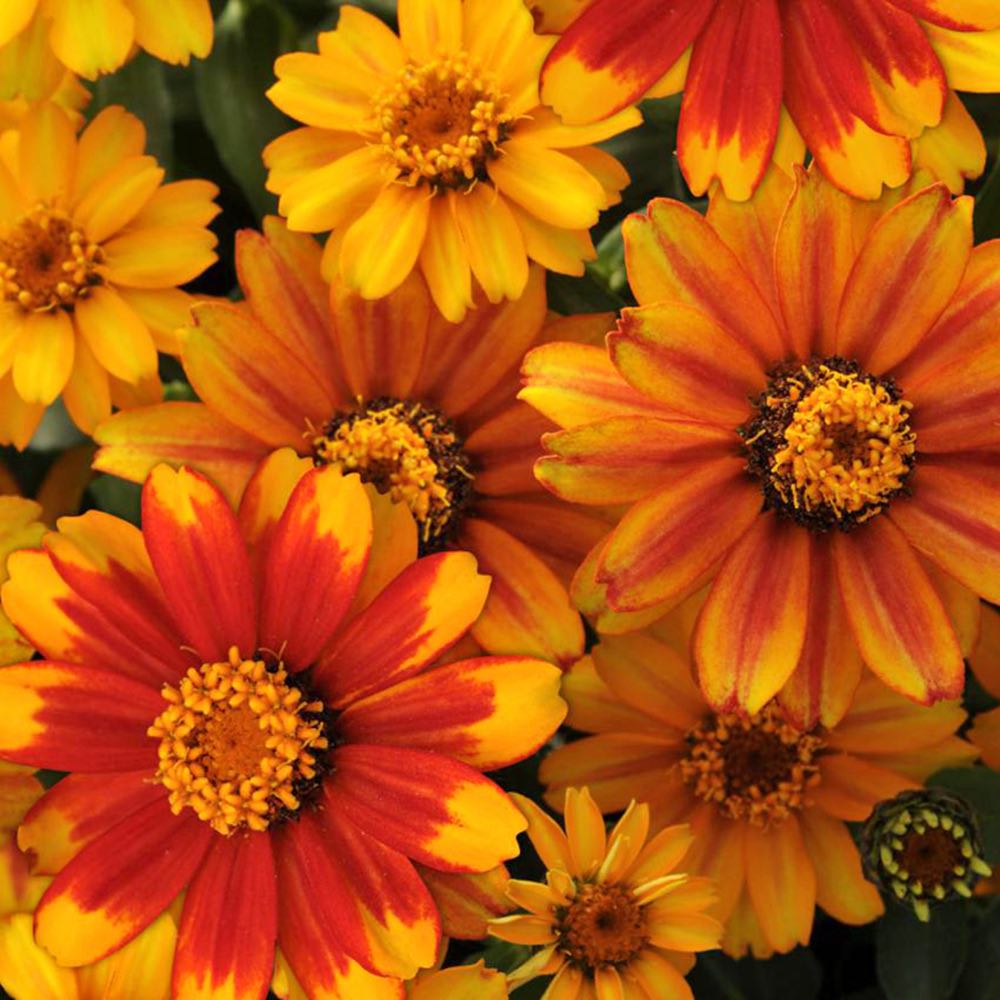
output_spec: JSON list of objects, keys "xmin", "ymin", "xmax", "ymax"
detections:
[
  {"xmin": 557, "ymin": 883, "xmax": 649, "ymax": 970},
  {"xmin": 148, "ymin": 647, "xmax": 329, "ymax": 836},
  {"xmin": 0, "ymin": 205, "xmax": 103, "ymax": 312},
  {"xmin": 768, "ymin": 365, "xmax": 916, "ymax": 523},
  {"xmin": 373, "ymin": 51, "xmax": 513, "ymax": 189},
  {"xmin": 680, "ymin": 704, "xmax": 824, "ymax": 828}
]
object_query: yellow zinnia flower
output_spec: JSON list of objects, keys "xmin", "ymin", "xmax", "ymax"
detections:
[
  {"xmin": 0, "ymin": 0, "xmax": 212, "ymax": 83},
  {"xmin": 491, "ymin": 787, "xmax": 720, "ymax": 999},
  {"xmin": 265, "ymin": 0, "xmax": 639, "ymax": 322},
  {"xmin": 539, "ymin": 596, "xmax": 978, "ymax": 958},
  {"xmin": 0, "ymin": 103, "xmax": 219, "ymax": 448},
  {"xmin": 0, "ymin": 497, "xmax": 43, "ymax": 665}
]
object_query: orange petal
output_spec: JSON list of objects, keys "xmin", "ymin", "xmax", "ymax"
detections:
[
  {"xmin": 798, "ymin": 808, "xmax": 883, "ymax": 925},
  {"xmin": 696, "ymin": 513, "xmax": 811, "ymax": 714},
  {"xmin": 832, "ymin": 516, "xmax": 964, "ymax": 703},
  {"xmin": 622, "ymin": 198, "xmax": 786, "ymax": 362},
  {"xmin": 598, "ymin": 460, "xmax": 761, "ymax": 612},
  {"xmin": 811, "ymin": 751, "xmax": 916, "ymax": 821},
  {"xmin": 836, "ymin": 184, "xmax": 973, "ymax": 373},
  {"xmin": 743, "ymin": 817, "xmax": 815, "ymax": 953}
]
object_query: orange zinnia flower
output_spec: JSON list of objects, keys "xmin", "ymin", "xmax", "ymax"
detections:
[
  {"xmin": 0, "ymin": 0, "xmax": 212, "ymax": 82},
  {"xmin": 0, "ymin": 454, "xmax": 566, "ymax": 998},
  {"xmin": 94, "ymin": 220, "xmax": 608, "ymax": 669},
  {"xmin": 534, "ymin": 0, "xmax": 999, "ymax": 199},
  {"xmin": 490, "ymin": 787, "xmax": 720, "ymax": 998},
  {"xmin": 264, "ymin": 0, "xmax": 638, "ymax": 321},
  {"xmin": 539, "ymin": 601, "xmax": 977, "ymax": 957},
  {"xmin": 0, "ymin": 104, "xmax": 220, "ymax": 448},
  {"xmin": 524, "ymin": 168, "xmax": 1000, "ymax": 722}
]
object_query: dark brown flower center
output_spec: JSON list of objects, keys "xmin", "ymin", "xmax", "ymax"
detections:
[{"xmin": 557, "ymin": 883, "xmax": 648, "ymax": 970}]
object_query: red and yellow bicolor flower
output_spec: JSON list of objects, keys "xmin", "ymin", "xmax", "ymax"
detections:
[
  {"xmin": 523, "ymin": 167, "xmax": 1000, "ymax": 724},
  {"xmin": 94, "ymin": 219, "xmax": 609, "ymax": 671},
  {"xmin": 534, "ymin": 0, "xmax": 1000, "ymax": 199},
  {"xmin": 539, "ymin": 599, "xmax": 977, "ymax": 957},
  {"xmin": 264, "ymin": 0, "xmax": 639, "ymax": 321},
  {"xmin": 0, "ymin": 453, "xmax": 566, "ymax": 999},
  {"xmin": 0, "ymin": 0, "xmax": 212, "ymax": 83},
  {"xmin": 490, "ymin": 787, "xmax": 720, "ymax": 998},
  {"xmin": 0, "ymin": 103, "xmax": 220, "ymax": 448}
]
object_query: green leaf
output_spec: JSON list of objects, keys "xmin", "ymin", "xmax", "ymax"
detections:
[
  {"xmin": 547, "ymin": 272, "xmax": 624, "ymax": 315},
  {"xmin": 194, "ymin": 0, "xmax": 298, "ymax": 218},
  {"xmin": 90, "ymin": 53, "xmax": 174, "ymax": 172},
  {"xmin": 687, "ymin": 949, "xmax": 822, "ymax": 1000},
  {"xmin": 480, "ymin": 937, "xmax": 532, "ymax": 974},
  {"xmin": 588, "ymin": 224, "xmax": 627, "ymax": 298},
  {"xmin": 974, "ymin": 152, "xmax": 1000, "ymax": 244},
  {"xmin": 929, "ymin": 767, "xmax": 1000, "ymax": 863},
  {"xmin": 88, "ymin": 474, "xmax": 142, "ymax": 526},
  {"xmin": 954, "ymin": 897, "xmax": 1000, "ymax": 999},
  {"xmin": 510, "ymin": 979, "xmax": 548, "ymax": 999},
  {"xmin": 875, "ymin": 901, "xmax": 969, "ymax": 1000}
]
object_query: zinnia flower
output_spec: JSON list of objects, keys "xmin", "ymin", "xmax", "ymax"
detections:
[
  {"xmin": 524, "ymin": 168, "xmax": 1000, "ymax": 722},
  {"xmin": 490, "ymin": 787, "xmax": 720, "ymax": 998},
  {"xmin": 0, "ymin": 769, "xmax": 176, "ymax": 1000},
  {"xmin": 0, "ymin": 0, "xmax": 212, "ymax": 81},
  {"xmin": 264, "ymin": 0, "xmax": 639, "ymax": 321},
  {"xmin": 534, "ymin": 0, "xmax": 1000, "ymax": 199},
  {"xmin": 968, "ymin": 605, "xmax": 1000, "ymax": 768},
  {"xmin": 539, "ymin": 602, "xmax": 977, "ymax": 957},
  {"xmin": 94, "ymin": 220, "xmax": 608, "ymax": 668},
  {"xmin": 0, "ymin": 103, "xmax": 220, "ymax": 448},
  {"xmin": 0, "ymin": 496, "xmax": 43, "ymax": 665},
  {"xmin": 0, "ymin": 453, "xmax": 566, "ymax": 998}
]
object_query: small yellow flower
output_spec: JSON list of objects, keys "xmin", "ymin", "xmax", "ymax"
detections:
[
  {"xmin": 491, "ymin": 787, "xmax": 720, "ymax": 999},
  {"xmin": 0, "ymin": 103, "xmax": 219, "ymax": 448},
  {"xmin": 0, "ymin": 497, "xmax": 43, "ymax": 665},
  {"xmin": 0, "ymin": 0, "xmax": 212, "ymax": 83},
  {"xmin": 265, "ymin": 0, "xmax": 639, "ymax": 322}
]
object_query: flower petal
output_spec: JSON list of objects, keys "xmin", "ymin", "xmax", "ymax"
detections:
[
  {"xmin": 74, "ymin": 286, "xmax": 158, "ymax": 385},
  {"xmin": 452, "ymin": 185, "xmax": 529, "ymax": 304},
  {"xmin": 836, "ymin": 184, "xmax": 973, "ymax": 373},
  {"xmin": 832, "ymin": 516, "xmax": 964, "ymax": 703},
  {"xmin": 743, "ymin": 818, "xmax": 815, "ymax": 953},
  {"xmin": 12, "ymin": 310, "xmax": 73, "ymax": 406},
  {"xmin": 811, "ymin": 752, "xmax": 916, "ymax": 821},
  {"xmin": 314, "ymin": 551, "xmax": 489, "ymax": 708},
  {"xmin": 326, "ymin": 744, "xmax": 525, "ymax": 872},
  {"xmin": 141, "ymin": 465, "xmax": 257, "ymax": 663},
  {"xmin": 622, "ymin": 198, "xmax": 785, "ymax": 362},
  {"xmin": 677, "ymin": 0, "xmax": 782, "ymax": 200},
  {"xmin": 35, "ymin": 797, "xmax": 212, "ymax": 966},
  {"xmin": 0, "ymin": 662, "xmax": 160, "ymax": 771},
  {"xmin": 48, "ymin": 0, "xmax": 134, "ymax": 77},
  {"xmin": 174, "ymin": 833, "xmax": 277, "ymax": 1000},
  {"xmin": 696, "ymin": 513, "xmax": 811, "ymax": 715},
  {"xmin": 598, "ymin": 459, "xmax": 761, "ymax": 612},
  {"xmin": 258, "ymin": 467, "xmax": 371, "ymax": 671}
]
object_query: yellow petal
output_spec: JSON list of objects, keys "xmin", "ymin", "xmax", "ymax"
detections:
[
  {"xmin": 398, "ymin": 0, "xmax": 462, "ymax": 60},
  {"xmin": 74, "ymin": 286, "xmax": 158, "ymax": 384},
  {"xmin": 418, "ymin": 190, "xmax": 473, "ymax": 323},
  {"xmin": 48, "ymin": 0, "xmax": 135, "ymax": 78},
  {"xmin": 12, "ymin": 309, "xmax": 73, "ymax": 404},
  {"xmin": 452, "ymin": 185, "xmax": 527, "ymax": 303}
]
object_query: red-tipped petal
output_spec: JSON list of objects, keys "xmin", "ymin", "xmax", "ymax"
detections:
[
  {"xmin": 258, "ymin": 467, "xmax": 371, "ymax": 670},
  {"xmin": 35, "ymin": 798, "xmax": 213, "ymax": 966},
  {"xmin": 314, "ymin": 552, "xmax": 489, "ymax": 708},
  {"xmin": 832, "ymin": 517, "xmax": 964, "ymax": 704},
  {"xmin": 696, "ymin": 513, "xmax": 811, "ymax": 715},
  {"xmin": 326, "ymin": 744, "xmax": 524, "ymax": 872},
  {"xmin": 0, "ymin": 662, "xmax": 160, "ymax": 772},
  {"xmin": 142, "ymin": 465, "xmax": 257, "ymax": 663},
  {"xmin": 678, "ymin": 0, "xmax": 782, "ymax": 200},
  {"xmin": 174, "ymin": 833, "xmax": 277, "ymax": 1000},
  {"xmin": 338, "ymin": 655, "xmax": 565, "ymax": 771}
]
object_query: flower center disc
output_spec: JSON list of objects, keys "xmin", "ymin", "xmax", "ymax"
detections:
[
  {"xmin": 741, "ymin": 359, "xmax": 916, "ymax": 531},
  {"xmin": 374, "ymin": 52, "xmax": 512, "ymax": 189},
  {"xmin": 680, "ymin": 704, "xmax": 824, "ymax": 827},
  {"xmin": 148, "ymin": 647, "xmax": 330, "ymax": 835},
  {"xmin": 0, "ymin": 206, "xmax": 103, "ymax": 312},
  {"xmin": 312, "ymin": 397, "xmax": 475, "ymax": 553},
  {"xmin": 557, "ymin": 884, "xmax": 648, "ymax": 969}
]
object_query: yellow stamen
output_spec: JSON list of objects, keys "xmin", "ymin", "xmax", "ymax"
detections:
[
  {"xmin": 769, "ymin": 365, "xmax": 915, "ymax": 523},
  {"xmin": 680, "ymin": 703, "xmax": 823, "ymax": 828},
  {"xmin": 373, "ymin": 51, "xmax": 513, "ymax": 189},
  {"xmin": 557, "ymin": 883, "xmax": 649, "ymax": 969},
  {"xmin": 0, "ymin": 205, "xmax": 103, "ymax": 312},
  {"xmin": 148, "ymin": 647, "xmax": 329, "ymax": 836}
]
